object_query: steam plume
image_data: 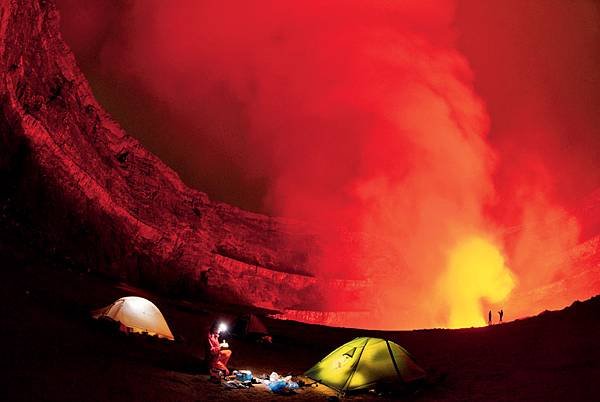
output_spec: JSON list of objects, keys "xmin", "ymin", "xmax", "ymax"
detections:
[{"xmin": 55, "ymin": 0, "xmax": 600, "ymax": 329}]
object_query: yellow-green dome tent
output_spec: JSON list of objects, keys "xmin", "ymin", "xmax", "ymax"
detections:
[{"xmin": 305, "ymin": 337, "xmax": 425, "ymax": 393}]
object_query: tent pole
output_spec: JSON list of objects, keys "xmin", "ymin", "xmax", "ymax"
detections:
[
  {"xmin": 386, "ymin": 340, "xmax": 403, "ymax": 382},
  {"xmin": 341, "ymin": 337, "xmax": 369, "ymax": 393}
]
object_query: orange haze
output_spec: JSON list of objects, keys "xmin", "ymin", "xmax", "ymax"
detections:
[{"xmin": 56, "ymin": 0, "xmax": 600, "ymax": 329}]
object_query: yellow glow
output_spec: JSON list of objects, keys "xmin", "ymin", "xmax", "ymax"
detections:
[{"xmin": 442, "ymin": 237, "xmax": 516, "ymax": 328}]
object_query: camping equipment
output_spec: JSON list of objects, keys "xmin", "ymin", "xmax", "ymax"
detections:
[
  {"xmin": 234, "ymin": 370, "xmax": 253, "ymax": 382},
  {"xmin": 262, "ymin": 372, "xmax": 300, "ymax": 393},
  {"xmin": 305, "ymin": 337, "xmax": 425, "ymax": 393},
  {"xmin": 232, "ymin": 313, "xmax": 270, "ymax": 339},
  {"xmin": 92, "ymin": 296, "xmax": 174, "ymax": 340}
]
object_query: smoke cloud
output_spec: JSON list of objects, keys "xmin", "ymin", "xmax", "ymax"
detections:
[{"xmin": 56, "ymin": 0, "xmax": 600, "ymax": 329}]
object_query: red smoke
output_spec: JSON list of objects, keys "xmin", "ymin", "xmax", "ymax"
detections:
[{"xmin": 56, "ymin": 0, "xmax": 600, "ymax": 329}]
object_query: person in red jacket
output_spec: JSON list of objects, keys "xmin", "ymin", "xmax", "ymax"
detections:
[{"xmin": 206, "ymin": 321, "xmax": 232, "ymax": 376}]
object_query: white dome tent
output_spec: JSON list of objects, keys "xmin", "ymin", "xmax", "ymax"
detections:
[{"xmin": 93, "ymin": 296, "xmax": 175, "ymax": 340}]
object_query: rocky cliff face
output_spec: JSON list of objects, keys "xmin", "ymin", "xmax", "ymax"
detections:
[
  {"xmin": 1, "ymin": 0, "xmax": 599, "ymax": 328},
  {"xmin": 0, "ymin": 0, "xmax": 369, "ymax": 314}
]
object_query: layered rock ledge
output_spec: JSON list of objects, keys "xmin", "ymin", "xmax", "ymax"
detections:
[{"xmin": 0, "ymin": 0, "xmax": 369, "ymax": 315}]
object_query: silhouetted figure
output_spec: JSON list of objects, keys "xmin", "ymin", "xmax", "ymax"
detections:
[
  {"xmin": 498, "ymin": 309, "xmax": 504, "ymax": 323},
  {"xmin": 488, "ymin": 310, "xmax": 492, "ymax": 325}
]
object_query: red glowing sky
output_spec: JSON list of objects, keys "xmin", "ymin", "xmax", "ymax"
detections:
[{"xmin": 56, "ymin": 0, "xmax": 600, "ymax": 329}]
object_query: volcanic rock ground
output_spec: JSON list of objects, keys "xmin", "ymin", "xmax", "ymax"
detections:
[{"xmin": 1, "ymin": 217, "xmax": 599, "ymax": 402}]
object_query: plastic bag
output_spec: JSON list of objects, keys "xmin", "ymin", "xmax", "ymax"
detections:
[
  {"xmin": 234, "ymin": 370, "xmax": 253, "ymax": 382},
  {"xmin": 265, "ymin": 372, "xmax": 299, "ymax": 393},
  {"xmin": 268, "ymin": 379, "xmax": 287, "ymax": 393}
]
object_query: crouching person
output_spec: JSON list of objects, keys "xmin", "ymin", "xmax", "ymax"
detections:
[{"xmin": 206, "ymin": 321, "xmax": 232, "ymax": 380}]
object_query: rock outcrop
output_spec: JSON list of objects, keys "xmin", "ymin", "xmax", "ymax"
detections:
[
  {"xmin": 1, "ymin": 0, "xmax": 598, "ymax": 328},
  {"xmin": 0, "ymin": 0, "xmax": 368, "ymax": 314}
]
